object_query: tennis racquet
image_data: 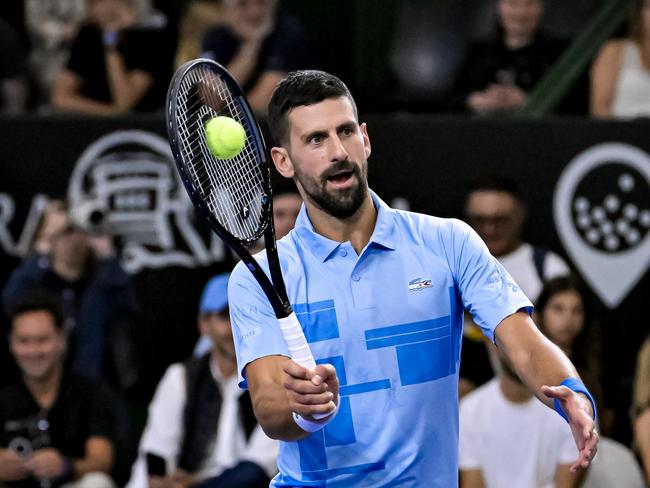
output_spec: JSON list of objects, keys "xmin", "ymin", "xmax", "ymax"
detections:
[{"xmin": 166, "ymin": 58, "xmax": 318, "ymax": 373}]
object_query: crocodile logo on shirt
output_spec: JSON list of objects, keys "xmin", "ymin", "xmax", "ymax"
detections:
[{"xmin": 408, "ymin": 278, "xmax": 432, "ymax": 291}]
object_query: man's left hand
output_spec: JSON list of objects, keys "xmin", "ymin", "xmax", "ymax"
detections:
[{"xmin": 542, "ymin": 385, "xmax": 599, "ymax": 472}]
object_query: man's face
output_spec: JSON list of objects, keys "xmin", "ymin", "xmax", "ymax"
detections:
[
  {"xmin": 465, "ymin": 190, "xmax": 524, "ymax": 256},
  {"xmin": 199, "ymin": 311, "xmax": 235, "ymax": 361},
  {"xmin": 498, "ymin": 0, "xmax": 543, "ymax": 40},
  {"xmin": 49, "ymin": 216, "xmax": 91, "ymax": 270},
  {"xmin": 273, "ymin": 193, "xmax": 302, "ymax": 239},
  {"xmin": 10, "ymin": 311, "xmax": 65, "ymax": 383},
  {"xmin": 279, "ymin": 96, "xmax": 371, "ymax": 219}
]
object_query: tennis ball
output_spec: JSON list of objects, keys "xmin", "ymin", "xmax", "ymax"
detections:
[{"xmin": 205, "ymin": 116, "xmax": 246, "ymax": 159}]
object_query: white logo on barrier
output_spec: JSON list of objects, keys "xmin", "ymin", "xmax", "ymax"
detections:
[
  {"xmin": 67, "ymin": 130, "xmax": 225, "ymax": 273},
  {"xmin": 554, "ymin": 142, "xmax": 650, "ymax": 308}
]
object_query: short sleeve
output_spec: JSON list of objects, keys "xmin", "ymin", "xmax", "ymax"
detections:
[
  {"xmin": 263, "ymin": 17, "xmax": 310, "ymax": 73},
  {"xmin": 446, "ymin": 219, "xmax": 533, "ymax": 343},
  {"xmin": 228, "ymin": 261, "xmax": 291, "ymax": 389},
  {"xmin": 201, "ymin": 26, "xmax": 238, "ymax": 65}
]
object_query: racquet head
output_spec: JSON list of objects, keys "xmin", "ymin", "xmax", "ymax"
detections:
[{"xmin": 166, "ymin": 58, "xmax": 271, "ymax": 245}]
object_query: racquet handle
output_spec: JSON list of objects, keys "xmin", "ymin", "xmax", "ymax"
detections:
[{"xmin": 278, "ymin": 312, "xmax": 331, "ymax": 420}]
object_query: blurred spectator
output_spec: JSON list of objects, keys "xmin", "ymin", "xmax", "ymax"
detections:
[
  {"xmin": 451, "ymin": 0, "xmax": 575, "ymax": 115},
  {"xmin": 459, "ymin": 175, "xmax": 570, "ymax": 396},
  {"xmin": 0, "ymin": 18, "xmax": 28, "ymax": 113},
  {"xmin": 24, "ymin": 0, "xmax": 87, "ymax": 108},
  {"xmin": 534, "ymin": 276, "xmax": 602, "ymax": 410},
  {"xmin": 271, "ymin": 190, "xmax": 301, "ymax": 240},
  {"xmin": 632, "ymin": 335, "xmax": 650, "ymax": 484},
  {"xmin": 0, "ymin": 291, "xmax": 117, "ymax": 488},
  {"xmin": 126, "ymin": 273, "xmax": 278, "ymax": 488},
  {"xmin": 591, "ymin": 0, "xmax": 650, "ymax": 118},
  {"xmin": 464, "ymin": 175, "xmax": 570, "ymax": 302},
  {"xmin": 459, "ymin": 351, "xmax": 581, "ymax": 488},
  {"xmin": 202, "ymin": 0, "xmax": 311, "ymax": 114},
  {"xmin": 175, "ymin": 0, "xmax": 223, "ymax": 67},
  {"xmin": 2, "ymin": 200, "xmax": 139, "ymax": 393},
  {"xmin": 50, "ymin": 0, "xmax": 174, "ymax": 115}
]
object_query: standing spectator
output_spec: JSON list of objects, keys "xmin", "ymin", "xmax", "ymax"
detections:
[
  {"xmin": 126, "ymin": 273, "xmax": 278, "ymax": 488},
  {"xmin": 0, "ymin": 291, "xmax": 117, "ymax": 488},
  {"xmin": 459, "ymin": 352, "xmax": 581, "ymax": 488},
  {"xmin": 50, "ymin": 0, "xmax": 173, "ymax": 115},
  {"xmin": 464, "ymin": 175, "xmax": 570, "ymax": 303},
  {"xmin": 451, "ymin": 0, "xmax": 583, "ymax": 115},
  {"xmin": 2, "ymin": 201, "xmax": 139, "ymax": 393},
  {"xmin": 632, "ymin": 334, "xmax": 650, "ymax": 484},
  {"xmin": 202, "ymin": 0, "xmax": 311, "ymax": 114},
  {"xmin": 591, "ymin": 0, "xmax": 650, "ymax": 118},
  {"xmin": 24, "ymin": 0, "xmax": 87, "ymax": 108}
]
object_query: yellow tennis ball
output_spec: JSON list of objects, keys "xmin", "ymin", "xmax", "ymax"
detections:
[{"xmin": 205, "ymin": 116, "xmax": 246, "ymax": 159}]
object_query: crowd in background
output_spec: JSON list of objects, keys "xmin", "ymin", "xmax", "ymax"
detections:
[{"xmin": 0, "ymin": 0, "xmax": 649, "ymax": 487}]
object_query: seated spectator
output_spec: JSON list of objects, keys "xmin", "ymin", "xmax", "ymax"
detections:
[
  {"xmin": 632, "ymin": 334, "xmax": 650, "ymax": 484},
  {"xmin": 175, "ymin": 0, "xmax": 223, "ymax": 67},
  {"xmin": 459, "ymin": 350, "xmax": 581, "ymax": 487},
  {"xmin": 0, "ymin": 291, "xmax": 117, "ymax": 488},
  {"xmin": 25, "ymin": 0, "xmax": 87, "ymax": 108},
  {"xmin": 0, "ymin": 18, "xmax": 28, "ymax": 113},
  {"xmin": 50, "ymin": 0, "xmax": 173, "ymax": 115},
  {"xmin": 202, "ymin": 0, "xmax": 311, "ymax": 114},
  {"xmin": 2, "ymin": 200, "xmax": 139, "ymax": 393},
  {"xmin": 464, "ymin": 175, "xmax": 570, "ymax": 302},
  {"xmin": 591, "ymin": 0, "xmax": 650, "ymax": 118},
  {"xmin": 451, "ymin": 0, "xmax": 576, "ymax": 115},
  {"xmin": 127, "ymin": 273, "xmax": 278, "ymax": 488},
  {"xmin": 534, "ymin": 276, "xmax": 602, "ymax": 409},
  {"xmin": 460, "ymin": 175, "xmax": 571, "ymax": 396}
]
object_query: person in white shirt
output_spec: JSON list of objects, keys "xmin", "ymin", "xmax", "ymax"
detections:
[
  {"xmin": 126, "ymin": 273, "xmax": 278, "ymax": 488},
  {"xmin": 459, "ymin": 352, "xmax": 581, "ymax": 488},
  {"xmin": 464, "ymin": 174, "xmax": 570, "ymax": 303}
]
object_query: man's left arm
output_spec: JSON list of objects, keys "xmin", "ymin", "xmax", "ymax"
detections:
[{"xmin": 495, "ymin": 311, "xmax": 599, "ymax": 472}]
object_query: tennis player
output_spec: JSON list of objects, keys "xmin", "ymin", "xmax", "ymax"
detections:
[{"xmin": 228, "ymin": 70, "xmax": 598, "ymax": 487}]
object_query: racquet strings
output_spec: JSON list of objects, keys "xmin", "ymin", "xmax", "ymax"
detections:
[{"xmin": 174, "ymin": 64, "xmax": 266, "ymax": 242}]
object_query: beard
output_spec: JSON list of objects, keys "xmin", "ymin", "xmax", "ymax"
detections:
[{"xmin": 294, "ymin": 159, "xmax": 369, "ymax": 219}]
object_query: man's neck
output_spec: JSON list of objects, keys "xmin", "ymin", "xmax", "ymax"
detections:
[
  {"xmin": 211, "ymin": 349, "xmax": 236, "ymax": 380},
  {"xmin": 499, "ymin": 373, "xmax": 533, "ymax": 404},
  {"xmin": 305, "ymin": 193, "xmax": 377, "ymax": 254},
  {"xmin": 24, "ymin": 366, "xmax": 62, "ymax": 410},
  {"xmin": 504, "ymin": 32, "xmax": 533, "ymax": 50},
  {"xmin": 52, "ymin": 260, "xmax": 84, "ymax": 281}
]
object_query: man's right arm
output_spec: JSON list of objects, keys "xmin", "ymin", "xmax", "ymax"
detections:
[{"xmin": 246, "ymin": 356, "xmax": 338, "ymax": 441}]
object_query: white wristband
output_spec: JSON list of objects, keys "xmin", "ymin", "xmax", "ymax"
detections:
[{"xmin": 293, "ymin": 396, "xmax": 340, "ymax": 432}]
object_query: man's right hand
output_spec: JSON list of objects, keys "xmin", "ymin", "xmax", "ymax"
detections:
[
  {"xmin": 282, "ymin": 361, "xmax": 339, "ymax": 420},
  {"xmin": 0, "ymin": 449, "xmax": 30, "ymax": 481}
]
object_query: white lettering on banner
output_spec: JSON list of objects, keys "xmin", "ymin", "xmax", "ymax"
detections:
[
  {"xmin": 554, "ymin": 142, "xmax": 650, "ymax": 308},
  {"xmin": 0, "ymin": 131, "xmax": 226, "ymax": 273}
]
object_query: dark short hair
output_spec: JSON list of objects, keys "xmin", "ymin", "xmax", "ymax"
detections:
[
  {"xmin": 6, "ymin": 290, "xmax": 65, "ymax": 331},
  {"xmin": 267, "ymin": 70, "xmax": 357, "ymax": 146},
  {"xmin": 466, "ymin": 174, "xmax": 525, "ymax": 205}
]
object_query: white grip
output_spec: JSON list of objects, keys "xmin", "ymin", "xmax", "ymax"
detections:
[
  {"xmin": 278, "ymin": 312, "xmax": 316, "ymax": 369},
  {"xmin": 278, "ymin": 312, "xmax": 330, "ymax": 420}
]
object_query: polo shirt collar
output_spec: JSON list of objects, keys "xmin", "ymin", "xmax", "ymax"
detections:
[{"xmin": 293, "ymin": 189, "xmax": 397, "ymax": 262}]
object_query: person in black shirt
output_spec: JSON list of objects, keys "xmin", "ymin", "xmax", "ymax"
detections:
[
  {"xmin": 0, "ymin": 291, "xmax": 116, "ymax": 488},
  {"xmin": 451, "ymin": 0, "xmax": 584, "ymax": 115},
  {"xmin": 50, "ymin": 0, "xmax": 173, "ymax": 115}
]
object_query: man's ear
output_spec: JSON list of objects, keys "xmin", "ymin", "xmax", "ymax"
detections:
[
  {"xmin": 271, "ymin": 146, "xmax": 295, "ymax": 178},
  {"xmin": 360, "ymin": 122, "xmax": 371, "ymax": 159}
]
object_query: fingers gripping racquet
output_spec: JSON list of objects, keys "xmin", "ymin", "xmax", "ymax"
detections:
[{"xmin": 166, "ymin": 59, "xmax": 319, "ymax": 374}]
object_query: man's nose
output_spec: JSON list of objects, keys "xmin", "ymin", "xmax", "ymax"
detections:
[{"xmin": 328, "ymin": 135, "xmax": 349, "ymax": 162}]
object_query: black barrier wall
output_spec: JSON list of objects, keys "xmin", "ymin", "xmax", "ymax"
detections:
[{"xmin": 0, "ymin": 114, "xmax": 648, "ymax": 443}]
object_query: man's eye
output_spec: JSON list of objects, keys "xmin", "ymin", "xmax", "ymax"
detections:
[{"xmin": 309, "ymin": 136, "xmax": 323, "ymax": 144}]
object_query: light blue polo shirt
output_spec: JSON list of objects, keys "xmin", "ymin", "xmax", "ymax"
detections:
[{"xmin": 228, "ymin": 191, "xmax": 532, "ymax": 487}]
